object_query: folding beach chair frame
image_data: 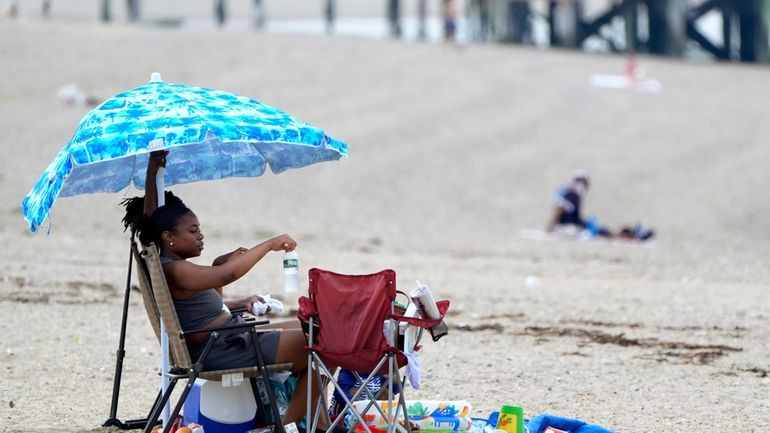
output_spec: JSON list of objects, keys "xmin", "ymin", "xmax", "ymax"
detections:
[
  {"xmin": 103, "ymin": 236, "xmax": 293, "ymax": 432},
  {"xmin": 302, "ymin": 268, "xmax": 448, "ymax": 433},
  {"xmin": 307, "ymin": 325, "xmax": 411, "ymax": 433},
  {"xmin": 140, "ymin": 243, "xmax": 291, "ymax": 433}
]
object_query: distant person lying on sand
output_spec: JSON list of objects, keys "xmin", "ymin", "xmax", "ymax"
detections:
[
  {"xmin": 121, "ymin": 150, "xmax": 337, "ymax": 430},
  {"xmin": 546, "ymin": 171, "xmax": 654, "ymax": 241}
]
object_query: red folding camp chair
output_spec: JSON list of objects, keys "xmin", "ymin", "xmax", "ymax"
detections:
[{"xmin": 298, "ymin": 268, "xmax": 449, "ymax": 433}]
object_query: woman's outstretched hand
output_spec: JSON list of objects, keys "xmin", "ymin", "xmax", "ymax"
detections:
[
  {"xmin": 241, "ymin": 294, "xmax": 266, "ymax": 310},
  {"xmin": 269, "ymin": 234, "xmax": 296, "ymax": 252},
  {"xmin": 224, "ymin": 295, "xmax": 266, "ymax": 312}
]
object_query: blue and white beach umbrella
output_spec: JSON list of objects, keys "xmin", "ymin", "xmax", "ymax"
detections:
[
  {"xmin": 21, "ymin": 73, "xmax": 348, "ymax": 427},
  {"xmin": 22, "ymin": 72, "xmax": 348, "ymax": 232}
]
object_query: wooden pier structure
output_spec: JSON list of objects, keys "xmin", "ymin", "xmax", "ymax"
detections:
[
  {"xmin": 464, "ymin": 0, "xmax": 770, "ymax": 63},
  {"xmin": 91, "ymin": 0, "xmax": 769, "ymax": 63}
]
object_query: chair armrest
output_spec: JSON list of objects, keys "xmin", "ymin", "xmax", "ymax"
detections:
[
  {"xmin": 394, "ymin": 300, "xmax": 450, "ymax": 329},
  {"xmin": 296, "ymin": 296, "xmax": 317, "ymax": 322},
  {"xmin": 229, "ymin": 307, "xmax": 255, "ymax": 322},
  {"xmin": 182, "ymin": 319, "xmax": 270, "ymax": 337}
]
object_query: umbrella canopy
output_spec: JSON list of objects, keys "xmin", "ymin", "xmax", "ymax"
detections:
[{"xmin": 22, "ymin": 72, "xmax": 348, "ymax": 232}]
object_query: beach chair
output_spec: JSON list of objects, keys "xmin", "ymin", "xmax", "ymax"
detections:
[
  {"xmin": 132, "ymin": 242, "xmax": 162, "ymax": 343},
  {"xmin": 132, "ymin": 241, "xmax": 254, "ymax": 366},
  {"xmin": 298, "ymin": 268, "xmax": 449, "ymax": 433},
  {"xmin": 139, "ymin": 243, "xmax": 292, "ymax": 433}
]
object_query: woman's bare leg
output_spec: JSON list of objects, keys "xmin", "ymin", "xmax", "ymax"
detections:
[
  {"xmin": 258, "ymin": 318, "xmax": 303, "ymax": 331},
  {"xmin": 273, "ymin": 329, "xmax": 328, "ymax": 427}
]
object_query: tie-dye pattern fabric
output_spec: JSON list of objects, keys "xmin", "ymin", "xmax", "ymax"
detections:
[{"xmin": 22, "ymin": 78, "xmax": 348, "ymax": 232}]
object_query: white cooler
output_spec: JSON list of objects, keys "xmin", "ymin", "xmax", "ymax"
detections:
[{"xmin": 184, "ymin": 379, "xmax": 257, "ymax": 433}]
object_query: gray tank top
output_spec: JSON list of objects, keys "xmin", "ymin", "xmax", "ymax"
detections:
[{"xmin": 161, "ymin": 256, "xmax": 226, "ymax": 331}]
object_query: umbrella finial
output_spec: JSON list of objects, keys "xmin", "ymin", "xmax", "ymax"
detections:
[{"xmin": 150, "ymin": 72, "xmax": 162, "ymax": 83}]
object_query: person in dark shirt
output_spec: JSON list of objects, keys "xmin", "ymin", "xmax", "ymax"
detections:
[
  {"xmin": 546, "ymin": 171, "xmax": 592, "ymax": 233},
  {"xmin": 546, "ymin": 171, "xmax": 654, "ymax": 241}
]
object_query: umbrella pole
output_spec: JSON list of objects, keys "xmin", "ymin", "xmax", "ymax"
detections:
[
  {"xmin": 156, "ymin": 168, "xmax": 172, "ymax": 427},
  {"xmin": 102, "ymin": 231, "xmax": 151, "ymax": 430}
]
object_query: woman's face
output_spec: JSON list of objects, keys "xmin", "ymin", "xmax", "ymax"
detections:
[{"xmin": 164, "ymin": 212, "xmax": 204, "ymax": 258}]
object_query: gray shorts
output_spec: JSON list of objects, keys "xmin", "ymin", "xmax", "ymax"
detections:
[{"xmin": 189, "ymin": 315, "xmax": 281, "ymax": 371}]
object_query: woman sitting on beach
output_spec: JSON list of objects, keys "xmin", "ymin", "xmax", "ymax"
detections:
[{"xmin": 123, "ymin": 151, "xmax": 327, "ymax": 429}]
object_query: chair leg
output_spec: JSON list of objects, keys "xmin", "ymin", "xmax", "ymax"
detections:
[
  {"xmin": 308, "ymin": 357, "xmax": 339, "ymax": 433},
  {"xmin": 250, "ymin": 377, "xmax": 268, "ymax": 428},
  {"xmin": 144, "ymin": 378, "xmax": 179, "ymax": 433},
  {"xmin": 148, "ymin": 335, "xmax": 216, "ymax": 433},
  {"xmin": 395, "ymin": 371, "xmax": 410, "ymax": 433},
  {"xmin": 145, "ymin": 388, "xmax": 162, "ymax": 420},
  {"xmin": 346, "ymin": 364, "xmax": 409, "ymax": 433},
  {"xmin": 248, "ymin": 330, "xmax": 285, "ymax": 433},
  {"xmin": 387, "ymin": 355, "xmax": 395, "ymax": 433},
  {"xmin": 315, "ymin": 373, "xmax": 332, "ymax": 430},
  {"xmin": 305, "ymin": 317, "xmax": 318, "ymax": 432},
  {"xmin": 388, "ymin": 357, "xmax": 410, "ymax": 433},
  {"xmin": 162, "ymin": 372, "xmax": 200, "ymax": 433},
  {"xmin": 137, "ymin": 389, "xmax": 163, "ymax": 431},
  {"xmin": 316, "ymin": 355, "xmax": 385, "ymax": 433}
]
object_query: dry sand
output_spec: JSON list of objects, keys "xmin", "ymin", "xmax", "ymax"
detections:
[{"xmin": 1, "ymin": 2, "xmax": 770, "ymax": 432}]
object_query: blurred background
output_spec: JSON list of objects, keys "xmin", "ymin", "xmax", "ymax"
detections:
[{"xmin": 3, "ymin": 0, "xmax": 769, "ymax": 61}]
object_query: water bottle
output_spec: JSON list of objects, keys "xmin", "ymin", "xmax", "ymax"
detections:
[{"xmin": 283, "ymin": 250, "xmax": 299, "ymax": 293}]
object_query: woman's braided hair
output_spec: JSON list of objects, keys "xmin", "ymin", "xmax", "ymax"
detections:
[{"xmin": 120, "ymin": 191, "xmax": 191, "ymax": 246}]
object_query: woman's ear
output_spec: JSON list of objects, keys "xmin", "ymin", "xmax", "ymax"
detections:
[{"xmin": 161, "ymin": 230, "xmax": 173, "ymax": 244}]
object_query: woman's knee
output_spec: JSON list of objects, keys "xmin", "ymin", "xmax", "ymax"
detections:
[{"xmin": 275, "ymin": 330, "xmax": 308, "ymax": 370}]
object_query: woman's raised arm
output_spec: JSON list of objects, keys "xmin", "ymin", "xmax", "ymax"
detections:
[{"xmin": 144, "ymin": 150, "xmax": 169, "ymax": 217}]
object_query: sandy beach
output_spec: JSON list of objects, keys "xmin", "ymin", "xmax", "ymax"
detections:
[{"xmin": 1, "ymin": 2, "xmax": 770, "ymax": 432}]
